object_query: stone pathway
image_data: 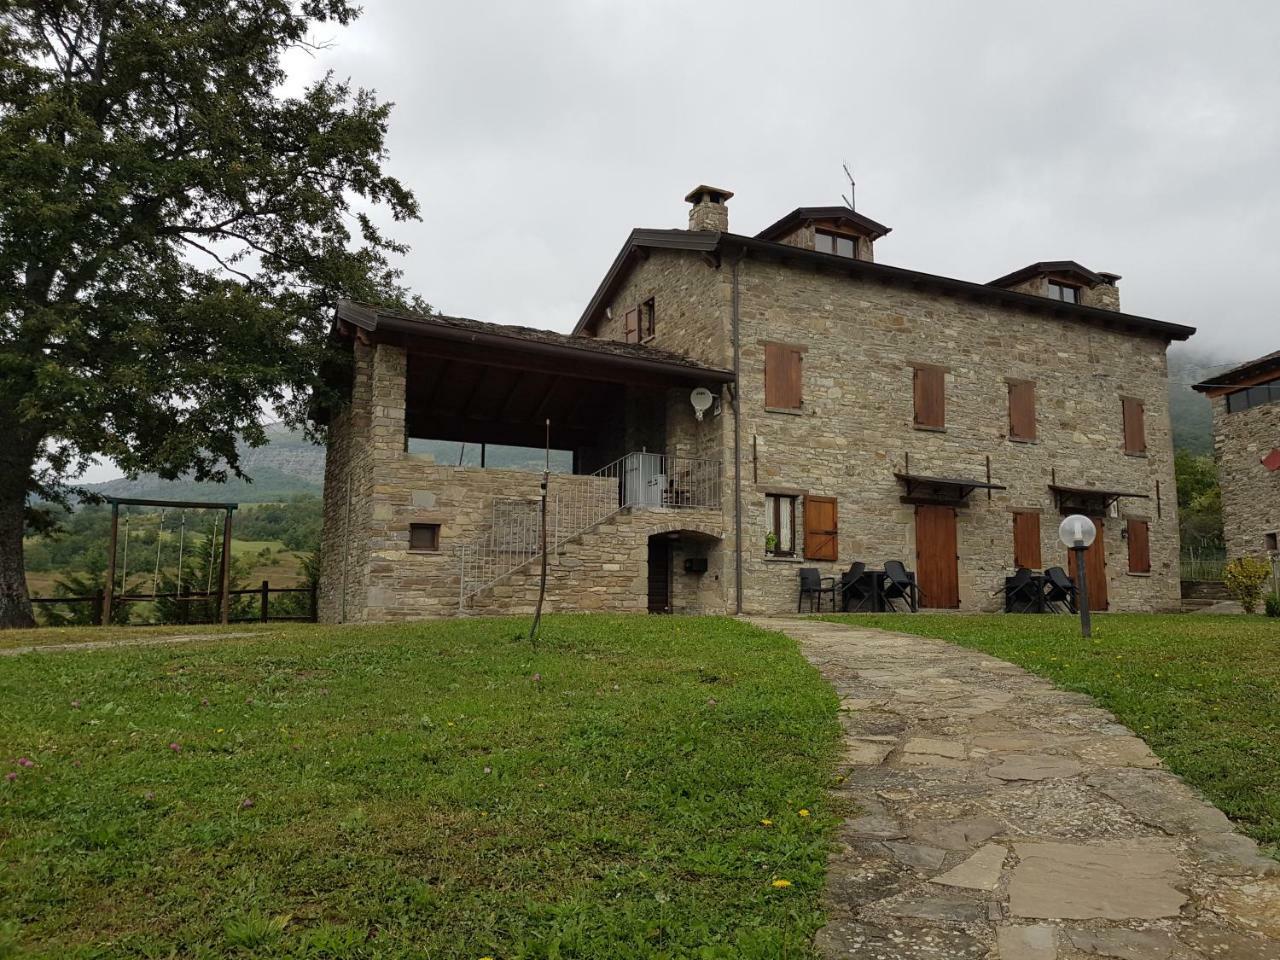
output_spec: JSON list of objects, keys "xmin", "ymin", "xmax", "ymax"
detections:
[{"xmin": 748, "ymin": 617, "xmax": 1280, "ymax": 960}]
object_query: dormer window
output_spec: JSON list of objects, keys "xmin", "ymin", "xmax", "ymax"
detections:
[
  {"xmin": 814, "ymin": 230, "xmax": 857, "ymax": 259},
  {"xmin": 1047, "ymin": 280, "xmax": 1080, "ymax": 303}
]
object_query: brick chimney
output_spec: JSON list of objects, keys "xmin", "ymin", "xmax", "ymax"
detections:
[{"xmin": 685, "ymin": 185, "xmax": 733, "ymax": 232}]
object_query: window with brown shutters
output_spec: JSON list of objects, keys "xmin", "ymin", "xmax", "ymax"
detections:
[
  {"xmin": 1008, "ymin": 380, "xmax": 1037, "ymax": 442},
  {"xmin": 623, "ymin": 307, "xmax": 640, "ymax": 344},
  {"xmin": 803, "ymin": 495, "xmax": 838, "ymax": 561},
  {"xmin": 1012, "ymin": 511, "xmax": 1042, "ymax": 570},
  {"xmin": 913, "ymin": 365, "xmax": 946, "ymax": 430},
  {"xmin": 764, "ymin": 342, "xmax": 804, "ymax": 410},
  {"xmin": 1126, "ymin": 519, "xmax": 1151, "ymax": 573},
  {"xmin": 1122, "ymin": 397, "xmax": 1146, "ymax": 455}
]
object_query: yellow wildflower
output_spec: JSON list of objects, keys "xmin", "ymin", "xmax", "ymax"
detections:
[
  {"xmin": 798, "ymin": 808, "xmax": 810, "ymax": 818},
  {"xmin": 760, "ymin": 818, "xmax": 773, "ymax": 827},
  {"xmin": 771, "ymin": 878, "xmax": 792, "ymax": 889}
]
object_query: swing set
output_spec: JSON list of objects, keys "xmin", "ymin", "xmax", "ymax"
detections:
[{"xmin": 103, "ymin": 495, "xmax": 238, "ymax": 625}]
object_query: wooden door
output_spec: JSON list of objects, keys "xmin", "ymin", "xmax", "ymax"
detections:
[
  {"xmin": 915, "ymin": 505, "xmax": 959, "ymax": 609},
  {"xmin": 647, "ymin": 537, "xmax": 671, "ymax": 614},
  {"xmin": 1066, "ymin": 516, "xmax": 1109, "ymax": 611}
]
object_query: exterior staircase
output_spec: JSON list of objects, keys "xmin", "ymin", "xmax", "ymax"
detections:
[{"xmin": 1180, "ymin": 579, "xmax": 1230, "ymax": 612}]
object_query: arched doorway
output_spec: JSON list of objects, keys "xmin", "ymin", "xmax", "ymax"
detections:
[{"xmin": 647, "ymin": 528, "xmax": 723, "ymax": 615}]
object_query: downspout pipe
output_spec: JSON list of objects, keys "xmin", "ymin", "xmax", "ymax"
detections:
[{"xmin": 730, "ymin": 249, "xmax": 745, "ymax": 615}]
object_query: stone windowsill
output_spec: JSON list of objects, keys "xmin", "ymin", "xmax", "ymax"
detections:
[
  {"xmin": 1124, "ymin": 451, "xmax": 1149, "ymax": 459},
  {"xmin": 765, "ymin": 406, "xmax": 804, "ymax": 417},
  {"xmin": 1126, "ymin": 571, "xmax": 1152, "ymax": 578},
  {"xmin": 1008, "ymin": 435, "xmax": 1038, "ymax": 445},
  {"xmin": 913, "ymin": 424, "xmax": 946, "ymax": 434},
  {"xmin": 407, "ymin": 549, "xmax": 444, "ymax": 556},
  {"xmin": 763, "ymin": 555, "xmax": 804, "ymax": 563}
]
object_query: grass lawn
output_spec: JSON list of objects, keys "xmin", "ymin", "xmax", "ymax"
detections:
[
  {"xmin": 820, "ymin": 613, "xmax": 1279, "ymax": 858},
  {"xmin": 1, "ymin": 616, "xmax": 840, "ymax": 959},
  {"xmin": 0, "ymin": 622, "xmax": 282, "ymax": 652}
]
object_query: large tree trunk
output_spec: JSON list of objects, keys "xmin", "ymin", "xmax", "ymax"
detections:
[{"xmin": 0, "ymin": 450, "xmax": 36, "ymax": 629}]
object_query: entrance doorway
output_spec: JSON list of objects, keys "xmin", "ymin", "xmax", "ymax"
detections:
[
  {"xmin": 647, "ymin": 536, "xmax": 672, "ymax": 614},
  {"xmin": 1067, "ymin": 516, "xmax": 1109, "ymax": 610},
  {"xmin": 915, "ymin": 505, "xmax": 960, "ymax": 608}
]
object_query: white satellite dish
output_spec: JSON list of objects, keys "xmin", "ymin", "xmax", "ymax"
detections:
[{"xmin": 690, "ymin": 387, "xmax": 714, "ymax": 422}]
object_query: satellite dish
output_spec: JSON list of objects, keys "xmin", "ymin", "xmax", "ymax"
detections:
[{"xmin": 690, "ymin": 387, "xmax": 714, "ymax": 422}]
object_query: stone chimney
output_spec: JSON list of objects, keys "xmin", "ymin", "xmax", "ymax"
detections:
[
  {"xmin": 1093, "ymin": 272, "xmax": 1122, "ymax": 311},
  {"xmin": 685, "ymin": 185, "xmax": 733, "ymax": 232}
]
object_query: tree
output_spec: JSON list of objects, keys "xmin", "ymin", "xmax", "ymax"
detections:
[
  {"xmin": 1174, "ymin": 450, "xmax": 1224, "ymax": 557},
  {"xmin": 0, "ymin": 1, "xmax": 426, "ymax": 627}
]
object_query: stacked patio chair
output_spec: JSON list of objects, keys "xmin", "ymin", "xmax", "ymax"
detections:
[
  {"xmin": 797, "ymin": 567, "xmax": 837, "ymax": 612},
  {"xmin": 1043, "ymin": 566, "xmax": 1078, "ymax": 614},
  {"xmin": 1004, "ymin": 567, "xmax": 1043, "ymax": 613},
  {"xmin": 840, "ymin": 562, "xmax": 877, "ymax": 612},
  {"xmin": 881, "ymin": 560, "xmax": 920, "ymax": 612}
]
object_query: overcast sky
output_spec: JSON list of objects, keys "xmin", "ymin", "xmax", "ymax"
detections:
[{"xmin": 286, "ymin": 0, "xmax": 1278, "ymax": 358}]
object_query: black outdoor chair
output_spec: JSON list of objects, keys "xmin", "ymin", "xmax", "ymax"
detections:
[
  {"xmin": 1005, "ymin": 567, "xmax": 1042, "ymax": 614},
  {"xmin": 797, "ymin": 567, "xmax": 837, "ymax": 613},
  {"xmin": 840, "ymin": 562, "xmax": 876, "ymax": 612},
  {"xmin": 1043, "ymin": 566, "xmax": 1078, "ymax": 614},
  {"xmin": 881, "ymin": 560, "xmax": 919, "ymax": 612}
]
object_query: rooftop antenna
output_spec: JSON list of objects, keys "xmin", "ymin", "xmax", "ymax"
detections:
[{"xmin": 842, "ymin": 162, "xmax": 856, "ymax": 212}]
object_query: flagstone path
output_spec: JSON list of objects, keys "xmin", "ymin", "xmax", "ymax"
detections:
[{"xmin": 748, "ymin": 617, "xmax": 1280, "ymax": 960}]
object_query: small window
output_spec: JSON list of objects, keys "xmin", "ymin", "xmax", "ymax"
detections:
[
  {"xmin": 1122, "ymin": 397, "xmax": 1146, "ymax": 455},
  {"xmin": 409, "ymin": 523, "xmax": 440, "ymax": 552},
  {"xmin": 1126, "ymin": 519, "xmax": 1151, "ymax": 574},
  {"xmin": 913, "ymin": 365, "xmax": 946, "ymax": 430},
  {"xmin": 1012, "ymin": 511, "xmax": 1042, "ymax": 570},
  {"xmin": 1008, "ymin": 380, "xmax": 1037, "ymax": 441},
  {"xmin": 1266, "ymin": 532, "xmax": 1278, "ymax": 553},
  {"xmin": 765, "ymin": 495, "xmax": 797, "ymax": 556},
  {"xmin": 764, "ymin": 342, "xmax": 804, "ymax": 410},
  {"xmin": 1226, "ymin": 378, "xmax": 1280, "ymax": 414},
  {"xmin": 1047, "ymin": 280, "xmax": 1079, "ymax": 303},
  {"xmin": 815, "ymin": 229, "xmax": 858, "ymax": 259},
  {"xmin": 639, "ymin": 298, "xmax": 655, "ymax": 341}
]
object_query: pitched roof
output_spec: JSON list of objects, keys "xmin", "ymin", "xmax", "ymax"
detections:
[
  {"xmin": 988, "ymin": 261, "xmax": 1109, "ymax": 288},
  {"xmin": 755, "ymin": 206, "xmax": 893, "ymax": 242},
  {"xmin": 335, "ymin": 300, "xmax": 734, "ymax": 384},
  {"xmin": 574, "ymin": 231, "xmax": 1195, "ymax": 342},
  {"xmin": 1192, "ymin": 349, "xmax": 1280, "ymax": 393}
]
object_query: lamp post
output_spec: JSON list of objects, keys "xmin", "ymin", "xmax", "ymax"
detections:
[{"xmin": 1058, "ymin": 514, "xmax": 1097, "ymax": 638}]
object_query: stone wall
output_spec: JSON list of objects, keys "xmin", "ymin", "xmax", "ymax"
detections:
[{"xmin": 1210, "ymin": 394, "xmax": 1280, "ymax": 559}]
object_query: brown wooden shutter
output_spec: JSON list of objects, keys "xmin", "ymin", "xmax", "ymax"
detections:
[
  {"xmin": 1122, "ymin": 397, "xmax": 1146, "ymax": 454},
  {"xmin": 803, "ymin": 495, "xmax": 838, "ymax": 561},
  {"xmin": 1012, "ymin": 511, "xmax": 1042, "ymax": 570},
  {"xmin": 623, "ymin": 308, "xmax": 639, "ymax": 344},
  {"xmin": 913, "ymin": 365, "xmax": 946, "ymax": 429},
  {"xmin": 1127, "ymin": 519, "xmax": 1151, "ymax": 573},
  {"xmin": 1008, "ymin": 380, "xmax": 1037, "ymax": 441},
  {"xmin": 765, "ymin": 343, "xmax": 803, "ymax": 410}
]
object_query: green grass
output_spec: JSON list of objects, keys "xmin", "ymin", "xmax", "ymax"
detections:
[
  {"xmin": 819, "ymin": 613, "xmax": 1280, "ymax": 857},
  {"xmin": 0, "ymin": 616, "xmax": 841, "ymax": 958},
  {"xmin": 0, "ymin": 622, "xmax": 281, "ymax": 651}
]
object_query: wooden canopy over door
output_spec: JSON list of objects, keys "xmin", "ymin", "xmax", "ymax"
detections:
[
  {"xmin": 915, "ymin": 505, "xmax": 959, "ymax": 609},
  {"xmin": 1067, "ymin": 517, "xmax": 1109, "ymax": 611}
]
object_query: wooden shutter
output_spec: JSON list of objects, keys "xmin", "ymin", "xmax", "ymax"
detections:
[
  {"xmin": 803, "ymin": 495, "xmax": 838, "ymax": 561},
  {"xmin": 1012, "ymin": 511, "xmax": 1042, "ymax": 570},
  {"xmin": 913, "ymin": 365, "xmax": 946, "ymax": 429},
  {"xmin": 1122, "ymin": 397, "xmax": 1146, "ymax": 454},
  {"xmin": 623, "ymin": 308, "xmax": 639, "ymax": 344},
  {"xmin": 1127, "ymin": 519, "xmax": 1151, "ymax": 573},
  {"xmin": 1008, "ymin": 380, "xmax": 1037, "ymax": 441},
  {"xmin": 765, "ymin": 343, "xmax": 803, "ymax": 410}
]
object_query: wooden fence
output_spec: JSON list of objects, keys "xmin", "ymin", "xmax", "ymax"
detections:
[{"xmin": 30, "ymin": 581, "xmax": 318, "ymax": 626}]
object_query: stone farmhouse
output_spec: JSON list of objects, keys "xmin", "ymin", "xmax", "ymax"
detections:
[
  {"xmin": 1193, "ymin": 351, "xmax": 1280, "ymax": 561},
  {"xmin": 316, "ymin": 185, "xmax": 1194, "ymax": 622}
]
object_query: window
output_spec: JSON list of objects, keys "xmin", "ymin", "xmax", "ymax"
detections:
[
  {"xmin": 913, "ymin": 364, "xmax": 946, "ymax": 430},
  {"xmin": 764, "ymin": 342, "xmax": 804, "ymax": 410},
  {"xmin": 1266, "ymin": 532, "xmax": 1278, "ymax": 553},
  {"xmin": 803, "ymin": 495, "xmax": 838, "ymax": 561},
  {"xmin": 1047, "ymin": 280, "xmax": 1079, "ymax": 303},
  {"xmin": 409, "ymin": 523, "xmax": 441, "ymax": 552},
  {"xmin": 1225, "ymin": 377, "xmax": 1280, "ymax": 413},
  {"xmin": 814, "ymin": 230, "xmax": 857, "ymax": 259},
  {"xmin": 1122, "ymin": 397, "xmax": 1146, "ymax": 455},
  {"xmin": 1012, "ymin": 511, "xmax": 1042, "ymax": 570},
  {"xmin": 1126, "ymin": 519, "xmax": 1151, "ymax": 574},
  {"xmin": 765, "ymin": 495, "xmax": 797, "ymax": 556},
  {"xmin": 1008, "ymin": 379, "xmax": 1037, "ymax": 441}
]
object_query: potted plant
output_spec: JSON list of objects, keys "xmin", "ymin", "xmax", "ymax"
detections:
[{"xmin": 765, "ymin": 532, "xmax": 778, "ymax": 555}]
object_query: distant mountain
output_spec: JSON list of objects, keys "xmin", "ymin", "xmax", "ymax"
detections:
[
  {"xmin": 1167, "ymin": 345, "xmax": 1248, "ymax": 455},
  {"xmin": 84, "ymin": 423, "xmax": 324, "ymax": 504}
]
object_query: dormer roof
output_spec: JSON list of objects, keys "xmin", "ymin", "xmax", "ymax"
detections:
[
  {"xmin": 989, "ymin": 261, "xmax": 1111, "ymax": 289},
  {"xmin": 755, "ymin": 206, "xmax": 893, "ymax": 242}
]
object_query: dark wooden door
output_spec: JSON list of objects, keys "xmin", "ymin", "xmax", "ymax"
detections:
[
  {"xmin": 647, "ymin": 537, "xmax": 671, "ymax": 614},
  {"xmin": 1067, "ymin": 516, "xmax": 1108, "ymax": 610},
  {"xmin": 915, "ymin": 505, "xmax": 959, "ymax": 609}
]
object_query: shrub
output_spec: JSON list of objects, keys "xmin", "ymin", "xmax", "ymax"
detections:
[
  {"xmin": 1266, "ymin": 593, "xmax": 1280, "ymax": 618},
  {"xmin": 1223, "ymin": 556, "xmax": 1273, "ymax": 614}
]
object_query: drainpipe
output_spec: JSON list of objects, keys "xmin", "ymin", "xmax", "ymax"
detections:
[{"xmin": 731, "ymin": 249, "xmax": 745, "ymax": 614}]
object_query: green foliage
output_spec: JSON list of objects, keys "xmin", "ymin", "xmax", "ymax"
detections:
[
  {"xmin": 0, "ymin": 616, "xmax": 840, "ymax": 957},
  {"xmin": 1174, "ymin": 449, "xmax": 1223, "ymax": 557},
  {"xmin": 234, "ymin": 495, "xmax": 321, "ymax": 552},
  {"xmin": 1266, "ymin": 594, "xmax": 1280, "ymax": 618},
  {"xmin": 823, "ymin": 613, "xmax": 1280, "ymax": 856},
  {"xmin": 1224, "ymin": 556, "xmax": 1272, "ymax": 614}
]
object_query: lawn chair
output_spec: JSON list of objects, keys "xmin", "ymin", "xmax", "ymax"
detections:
[
  {"xmin": 882, "ymin": 560, "xmax": 919, "ymax": 612},
  {"xmin": 797, "ymin": 567, "xmax": 837, "ymax": 613},
  {"xmin": 1043, "ymin": 566, "xmax": 1077, "ymax": 614},
  {"xmin": 1004, "ymin": 567, "xmax": 1042, "ymax": 614},
  {"xmin": 840, "ymin": 562, "xmax": 877, "ymax": 612}
]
